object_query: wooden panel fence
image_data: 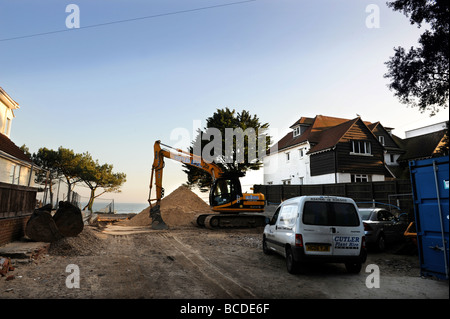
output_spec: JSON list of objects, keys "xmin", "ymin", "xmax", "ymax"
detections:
[
  {"xmin": 0, "ymin": 182, "xmax": 38, "ymax": 219},
  {"xmin": 254, "ymin": 180, "xmax": 413, "ymax": 213}
]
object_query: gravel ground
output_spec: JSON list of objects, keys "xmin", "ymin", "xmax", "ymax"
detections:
[{"xmin": 0, "ymin": 225, "xmax": 448, "ymax": 302}]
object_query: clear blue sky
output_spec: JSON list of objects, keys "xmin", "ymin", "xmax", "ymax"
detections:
[{"xmin": 1, "ymin": 0, "xmax": 448, "ymax": 203}]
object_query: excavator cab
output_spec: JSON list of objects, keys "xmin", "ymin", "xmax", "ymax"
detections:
[
  {"xmin": 207, "ymin": 172, "xmax": 265, "ymax": 215},
  {"xmin": 198, "ymin": 174, "xmax": 266, "ymax": 228},
  {"xmin": 209, "ymin": 176, "xmax": 243, "ymax": 209}
]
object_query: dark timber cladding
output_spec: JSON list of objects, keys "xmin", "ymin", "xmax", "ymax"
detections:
[
  {"xmin": 310, "ymin": 151, "xmax": 335, "ymax": 176},
  {"xmin": 310, "ymin": 119, "xmax": 385, "ymax": 176}
]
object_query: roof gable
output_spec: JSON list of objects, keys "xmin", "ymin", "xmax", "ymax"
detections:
[
  {"xmin": 0, "ymin": 133, "xmax": 32, "ymax": 163},
  {"xmin": 307, "ymin": 118, "xmax": 359, "ymax": 154},
  {"xmin": 272, "ymin": 115, "xmax": 379, "ymax": 154},
  {"xmin": 0, "ymin": 87, "xmax": 19, "ymax": 110}
]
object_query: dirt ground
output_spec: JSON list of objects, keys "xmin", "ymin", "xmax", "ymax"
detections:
[{"xmin": 0, "ymin": 223, "xmax": 448, "ymax": 301}]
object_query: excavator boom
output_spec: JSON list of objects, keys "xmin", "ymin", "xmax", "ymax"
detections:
[{"xmin": 148, "ymin": 140, "xmax": 266, "ymax": 229}]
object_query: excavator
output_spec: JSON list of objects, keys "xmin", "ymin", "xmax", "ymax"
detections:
[{"xmin": 148, "ymin": 140, "xmax": 266, "ymax": 229}]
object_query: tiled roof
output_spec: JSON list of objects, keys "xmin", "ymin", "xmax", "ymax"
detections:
[
  {"xmin": 397, "ymin": 129, "xmax": 447, "ymax": 162},
  {"xmin": 272, "ymin": 115, "xmax": 367, "ymax": 153},
  {"xmin": 289, "ymin": 116, "xmax": 315, "ymax": 128},
  {"xmin": 0, "ymin": 133, "xmax": 32, "ymax": 163},
  {"xmin": 307, "ymin": 118, "xmax": 359, "ymax": 154}
]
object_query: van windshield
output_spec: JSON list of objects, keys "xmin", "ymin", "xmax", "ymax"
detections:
[{"xmin": 303, "ymin": 201, "xmax": 360, "ymax": 226}]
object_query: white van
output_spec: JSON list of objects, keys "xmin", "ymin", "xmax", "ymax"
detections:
[{"xmin": 263, "ymin": 196, "xmax": 367, "ymax": 274}]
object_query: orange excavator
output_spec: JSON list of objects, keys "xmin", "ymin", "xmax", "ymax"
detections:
[{"xmin": 148, "ymin": 140, "xmax": 266, "ymax": 229}]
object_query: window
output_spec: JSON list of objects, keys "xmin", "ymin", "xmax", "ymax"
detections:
[
  {"xmin": 211, "ymin": 178, "xmax": 241, "ymax": 206},
  {"xmin": 299, "ymin": 177, "xmax": 304, "ymax": 185},
  {"xmin": 4, "ymin": 118, "xmax": 11, "ymax": 135},
  {"xmin": 377, "ymin": 210, "xmax": 395, "ymax": 222},
  {"xmin": 277, "ymin": 204, "xmax": 298, "ymax": 228},
  {"xmin": 351, "ymin": 140, "xmax": 372, "ymax": 155},
  {"xmin": 10, "ymin": 165, "xmax": 16, "ymax": 184},
  {"xmin": 270, "ymin": 206, "xmax": 281, "ymax": 225},
  {"xmin": 285, "ymin": 152, "xmax": 290, "ymax": 162},
  {"xmin": 10, "ymin": 165, "xmax": 20, "ymax": 184},
  {"xmin": 378, "ymin": 136, "xmax": 385, "ymax": 146},
  {"xmin": 390, "ymin": 154, "xmax": 395, "ymax": 163},
  {"xmin": 351, "ymin": 174, "xmax": 370, "ymax": 183},
  {"xmin": 303, "ymin": 201, "xmax": 360, "ymax": 226},
  {"xmin": 299, "ymin": 148, "xmax": 304, "ymax": 158},
  {"xmin": 282, "ymin": 179, "xmax": 291, "ymax": 185},
  {"xmin": 293, "ymin": 127, "xmax": 300, "ymax": 137}
]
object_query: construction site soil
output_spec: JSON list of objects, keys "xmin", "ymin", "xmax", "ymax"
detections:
[{"xmin": 1, "ymin": 187, "xmax": 448, "ymax": 301}]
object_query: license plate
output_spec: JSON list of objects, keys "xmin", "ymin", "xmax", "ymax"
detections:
[{"xmin": 306, "ymin": 244, "xmax": 330, "ymax": 252}]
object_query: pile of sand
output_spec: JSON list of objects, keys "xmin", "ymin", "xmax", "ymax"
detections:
[{"xmin": 126, "ymin": 186, "xmax": 212, "ymax": 228}]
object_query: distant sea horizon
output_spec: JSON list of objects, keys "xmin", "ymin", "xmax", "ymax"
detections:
[{"xmin": 80, "ymin": 201, "xmax": 148, "ymax": 214}]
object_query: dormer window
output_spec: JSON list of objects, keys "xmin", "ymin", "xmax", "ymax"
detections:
[
  {"xmin": 293, "ymin": 124, "xmax": 309, "ymax": 138},
  {"xmin": 293, "ymin": 126, "xmax": 300, "ymax": 137}
]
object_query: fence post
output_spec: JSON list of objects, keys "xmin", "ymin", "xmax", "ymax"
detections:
[{"xmin": 370, "ymin": 182, "xmax": 375, "ymax": 204}]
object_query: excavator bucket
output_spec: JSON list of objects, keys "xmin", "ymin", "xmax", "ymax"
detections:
[{"xmin": 149, "ymin": 205, "xmax": 168, "ymax": 230}]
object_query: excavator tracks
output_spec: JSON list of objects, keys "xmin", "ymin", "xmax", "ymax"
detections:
[{"xmin": 197, "ymin": 213, "xmax": 267, "ymax": 229}]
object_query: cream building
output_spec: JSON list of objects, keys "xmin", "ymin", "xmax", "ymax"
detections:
[{"xmin": 0, "ymin": 87, "xmax": 36, "ymax": 186}]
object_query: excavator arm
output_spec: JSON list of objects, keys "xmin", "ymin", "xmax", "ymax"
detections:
[
  {"xmin": 147, "ymin": 140, "xmax": 266, "ymax": 229},
  {"xmin": 148, "ymin": 140, "xmax": 224, "ymax": 208}
]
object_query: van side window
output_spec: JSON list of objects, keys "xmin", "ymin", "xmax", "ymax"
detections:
[
  {"xmin": 270, "ymin": 207, "xmax": 281, "ymax": 225},
  {"xmin": 278, "ymin": 204, "xmax": 297, "ymax": 227}
]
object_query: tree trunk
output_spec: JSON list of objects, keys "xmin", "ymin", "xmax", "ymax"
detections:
[
  {"xmin": 25, "ymin": 205, "xmax": 63, "ymax": 242},
  {"xmin": 88, "ymin": 188, "xmax": 96, "ymax": 211},
  {"xmin": 66, "ymin": 177, "xmax": 72, "ymax": 203},
  {"xmin": 53, "ymin": 201, "xmax": 84, "ymax": 237}
]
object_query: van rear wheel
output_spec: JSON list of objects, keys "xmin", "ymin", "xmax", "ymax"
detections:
[
  {"xmin": 345, "ymin": 262, "xmax": 362, "ymax": 274},
  {"xmin": 286, "ymin": 248, "xmax": 300, "ymax": 274}
]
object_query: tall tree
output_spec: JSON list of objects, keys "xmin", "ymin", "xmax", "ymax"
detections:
[
  {"xmin": 384, "ymin": 0, "xmax": 449, "ymax": 115},
  {"xmin": 184, "ymin": 107, "xmax": 270, "ymax": 191},
  {"xmin": 78, "ymin": 152, "xmax": 126, "ymax": 211},
  {"xmin": 31, "ymin": 147, "xmax": 61, "ymax": 207},
  {"xmin": 54, "ymin": 147, "xmax": 83, "ymax": 202}
]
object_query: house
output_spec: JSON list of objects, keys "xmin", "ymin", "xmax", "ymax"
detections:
[
  {"xmin": 0, "ymin": 87, "xmax": 38, "ymax": 246},
  {"xmin": 0, "ymin": 87, "xmax": 36, "ymax": 186},
  {"xmin": 390, "ymin": 121, "xmax": 449, "ymax": 179},
  {"xmin": 263, "ymin": 115, "xmax": 398, "ymax": 185}
]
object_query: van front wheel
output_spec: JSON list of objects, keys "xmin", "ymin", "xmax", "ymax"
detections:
[
  {"xmin": 262, "ymin": 236, "xmax": 272, "ymax": 255},
  {"xmin": 286, "ymin": 248, "xmax": 300, "ymax": 274}
]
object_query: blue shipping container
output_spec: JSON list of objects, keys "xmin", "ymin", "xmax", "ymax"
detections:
[{"xmin": 409, "ymin": 156, "xmax": 449, "ymax": 280}]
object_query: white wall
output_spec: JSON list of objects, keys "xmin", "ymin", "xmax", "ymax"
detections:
[
  {"xmin": 263, "ymin": 143, "xmax": 386, "ymax": 185},
  {"xmin": 264, "ymin": 142, "xmax": 313, "ymax": 185},
  {"xmin": 0, "ymin": 99, "xmax": 14, "ymax": 138},
  {"xmin": 405, "ymin": 121, "xmax": 447, "ymax": 138}
]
